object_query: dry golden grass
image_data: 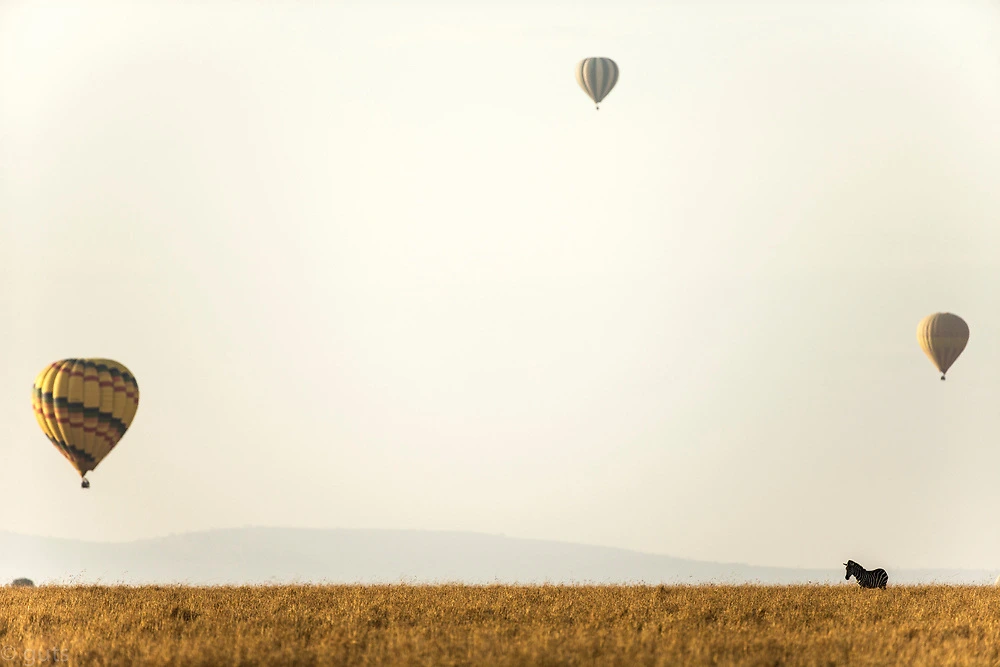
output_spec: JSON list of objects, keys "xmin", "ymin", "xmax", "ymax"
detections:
[{"xmin": 1, "ymin": 585, "xmax": 999, "ymax": 666}]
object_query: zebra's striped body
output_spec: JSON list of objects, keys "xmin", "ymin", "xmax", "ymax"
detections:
[{"xmin": 844, "ymin": 560, "xmax": 888, "ymax": 589}]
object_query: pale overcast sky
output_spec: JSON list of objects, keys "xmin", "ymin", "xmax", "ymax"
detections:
[{"xmin": 2, "ymin": 0, "xmax": 1000, "ymax": 570}]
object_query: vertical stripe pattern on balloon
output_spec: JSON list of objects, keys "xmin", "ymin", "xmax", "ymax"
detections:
[{"xmin": 575, "ymin": 58, "xmax": 619, "ymax": 106}]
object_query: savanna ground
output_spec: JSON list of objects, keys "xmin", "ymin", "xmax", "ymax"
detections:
[{"xmin": 1, "ymin": 585, "xmax": 999, "ymax": 666}]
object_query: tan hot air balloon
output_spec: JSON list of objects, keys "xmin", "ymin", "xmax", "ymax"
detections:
[
  {"xmin": 916, "ymin": 313, "xmax": 969, "ymax": 380},
  {"xmin": 31, "ymin": 359, "xmax": 140, "ymax": 488},
  {"xmin": 575, "ymin": 57, "xmax": 618, "ymax": 110}
]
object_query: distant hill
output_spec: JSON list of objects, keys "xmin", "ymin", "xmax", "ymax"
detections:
[{"xmin": 0, "ymin": 528, "xmax": 994, "ymax": 586}]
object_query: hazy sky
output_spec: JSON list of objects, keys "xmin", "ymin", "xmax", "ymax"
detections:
[{"xmin": 3, "ymin": 0, "xmax": 1000, "ymax": 571}]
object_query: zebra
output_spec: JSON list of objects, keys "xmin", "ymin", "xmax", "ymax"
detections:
[{"xmin": 844, "ymin": 560, "xmax": 888, "ymax": 589}]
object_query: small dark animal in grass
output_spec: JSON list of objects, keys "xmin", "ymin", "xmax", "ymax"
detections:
[
  {"xmin": 10, "ymin": 578, "xmax": 34, "ymax": 587},
  {"xmin": 844, "ymin": 560, "xmax": 888, "ymax": 589}
]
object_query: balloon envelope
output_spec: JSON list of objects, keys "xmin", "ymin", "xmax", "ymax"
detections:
[
  {"xmin": 31, "ymin": 359, "xmax": 139, "ymax": 478},
  {"xmin": 916, "ymin": 313, "xmax": 969, "ymax": 378},
  {"xmin": 575, "ymin": 58, "xmax": 619, "ymax": 107}
]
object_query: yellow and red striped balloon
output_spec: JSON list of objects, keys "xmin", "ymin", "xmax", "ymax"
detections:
[
  {"xmin": 916, "ymin": 313, "xmax": 969, "ymax": 380},
  {"xmin": 32, "ymin": 359, "xmax": 139, "ymax": 486}
]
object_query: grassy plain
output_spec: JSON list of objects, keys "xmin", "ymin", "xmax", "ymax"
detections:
[{"xmin": 1, "ymin": 584, "xmax": 999, "ymax": 666}]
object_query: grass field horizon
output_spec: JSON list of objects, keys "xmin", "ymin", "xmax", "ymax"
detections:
[{"xmin": 3, "ymin": 584, "xmax": 999, "ymax": 666}]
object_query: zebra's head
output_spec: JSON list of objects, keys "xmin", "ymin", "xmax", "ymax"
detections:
[{"xmin": 844, "ymin": 560, "xmax": 857, "ymax": 580}]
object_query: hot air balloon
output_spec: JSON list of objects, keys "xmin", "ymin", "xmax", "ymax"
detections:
[
  {"xmin": 575, "ymin": 58, "xmax": 618, "ymax": 110},
  {"xmin": 31, "ymin": 359, "xmax": 139, "ymax": 488},
  {"xmin": 916, "ymin": 313, "xmax": 969, "ymax": 380}
]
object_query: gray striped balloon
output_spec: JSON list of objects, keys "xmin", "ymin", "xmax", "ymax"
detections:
[{"xmin": 575, "ymin": 58, "xmax": 619, "ymax": 110}]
